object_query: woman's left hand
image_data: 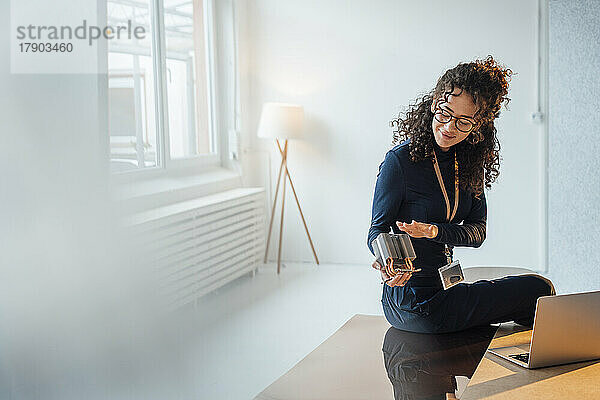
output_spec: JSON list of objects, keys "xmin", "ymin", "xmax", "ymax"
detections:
[{"xmin": 397, "ymin": 220, "xmax": 438, "ymax": 239}]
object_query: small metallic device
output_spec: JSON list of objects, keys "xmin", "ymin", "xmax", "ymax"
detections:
[
  {"xmin": 438, "ymin": 260, "xmax": 464, "ymax": 290},
  {"xmin": 372, "ymin": 232, "xmax": 419, "ymax": 278}
]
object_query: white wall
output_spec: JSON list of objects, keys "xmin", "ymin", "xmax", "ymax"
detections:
[
  {"xmin": 240, "ymin": 0, "xmax": 545, "ymax": 269},
  {"xmin": 548, "ymin": 0, "xmax": 600, "ymax": 293}
]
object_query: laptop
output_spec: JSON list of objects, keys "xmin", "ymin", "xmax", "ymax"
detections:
[{"xmin": 488, "ymin": 290, "xmax": 600, "ymax": 369}]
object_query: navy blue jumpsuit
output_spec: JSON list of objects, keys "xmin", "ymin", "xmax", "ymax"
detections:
[{"xmin": 367, "ymin": 140, "xmax": 553, "ymax": 333}]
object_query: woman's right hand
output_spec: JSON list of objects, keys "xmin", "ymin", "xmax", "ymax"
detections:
[{"xmin": 372, "ymin": 260, "xmax": 414, "ymax": 287}]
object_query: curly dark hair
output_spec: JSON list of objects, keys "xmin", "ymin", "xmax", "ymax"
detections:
[{"xmin": 390, "ymin": 56, "xmax": 513, "ymax": 197}]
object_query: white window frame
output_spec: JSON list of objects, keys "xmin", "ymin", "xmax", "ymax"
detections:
[{"xmin": 109, "ymin": 0, "xmax": 230, "ymax": 183}]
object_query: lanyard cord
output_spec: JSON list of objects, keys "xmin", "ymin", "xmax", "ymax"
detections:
[
  {"xmin": 432, "ymin": 149, "xmax": 459, "ymax": 264},
  {"xmin": 432, "ymin": 149, "xmax": 459, "ymax": 222}
]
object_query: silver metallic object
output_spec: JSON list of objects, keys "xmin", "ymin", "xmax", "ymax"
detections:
[
  {"xmin": 372, "ymin": 233, "xmax": 418, "ymax": 277},
  {"xmin": 488, "ymin": 290, "xmax": 600, "ymax": 368}
]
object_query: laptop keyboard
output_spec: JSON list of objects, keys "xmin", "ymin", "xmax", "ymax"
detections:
[{"xmin": 509, "ymin": 353, "xmax": 530, "ymax": 363}]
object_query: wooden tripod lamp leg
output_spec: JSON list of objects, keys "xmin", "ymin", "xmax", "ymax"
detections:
[
  {"xmin": 277, "ymin": 145, "xmax": 288, "ymax": 274},
  {"xmin": 263, "ymin": 139, "xmax": 286, "ymax": 263},
  {"xmin": 284, "ymin": 168, "xmax": 319, "ymax": 265},
  {"xmin": 276, "ymin": 141, "xmax": 320, "ymax": 265}
]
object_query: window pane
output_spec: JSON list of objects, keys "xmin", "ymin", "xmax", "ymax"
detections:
[
  {"xmin": 107, "ymin": 0, "xmax": 159, "ymax": 172},
  {"xmin": 164, "ymin": 0, "xmax": 213, "ymax": 159}
]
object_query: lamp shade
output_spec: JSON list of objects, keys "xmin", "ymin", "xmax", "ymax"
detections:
[{"xmin": 257, "ymin": 103, "xmax": 304, "ymax": 139}]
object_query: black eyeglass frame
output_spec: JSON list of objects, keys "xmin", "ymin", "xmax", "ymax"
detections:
[{"xmin": 433, "ymin": 107, "xmax": 477, "ymax": 133}]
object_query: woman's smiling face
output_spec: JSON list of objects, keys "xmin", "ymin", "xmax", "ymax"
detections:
[{"xmin": 431, "ymin": 88, "xmax": 479, "ymax": 151}]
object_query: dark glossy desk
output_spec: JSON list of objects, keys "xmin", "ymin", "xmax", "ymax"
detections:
[
  {"xmin": 255, "ymin": 315, "xmax": 600, "ymax": 399},
  {"xmin": 255, "ymin": 315, "xmax": 496, "ymax": 399},
  {"xmin": 254, "ymin": 315, "xmax": 393, "ymax": 399}
]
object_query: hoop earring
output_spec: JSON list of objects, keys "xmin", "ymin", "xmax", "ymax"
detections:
[{"xmin": 467, "ymin": 131, "xmax": 482, "ymax": 145}]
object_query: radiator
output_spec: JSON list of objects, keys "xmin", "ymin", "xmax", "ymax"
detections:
[{"xmin": 125, "ymin": 188, "xmax": 266, "ymax": 307}]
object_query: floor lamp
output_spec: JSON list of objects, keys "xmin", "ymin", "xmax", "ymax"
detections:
[{"xmin": 257, "ymin": 103, "xmax": 320, "ymax": 274}]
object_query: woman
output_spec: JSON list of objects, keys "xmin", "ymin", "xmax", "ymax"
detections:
[{"xmin": 367, "ymin": 56, "xmax": 554, "ymax": 334}]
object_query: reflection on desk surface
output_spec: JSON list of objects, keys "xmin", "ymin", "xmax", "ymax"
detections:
[{"xmin": 383, "ymin": 325, "xmax": 497, "ymax": 400}]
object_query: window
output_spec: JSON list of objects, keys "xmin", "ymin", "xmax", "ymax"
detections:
[{"xmin": 107, "ymin": 0, "xmax": 218, "ymax": 174}]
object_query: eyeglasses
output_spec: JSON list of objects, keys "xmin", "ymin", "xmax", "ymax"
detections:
[{"xmin": 433, "ymin": 107, "xmax": 475, "ymax": 133}]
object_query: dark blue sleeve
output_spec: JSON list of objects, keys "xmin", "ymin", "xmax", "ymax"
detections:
[
  {"xmin": 432, "ymin": 190, "xmax": 487, "ymax": 248},
  {"xmin": 367, "ymin": 151, "xmax": 405, "ymax": 255}
]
